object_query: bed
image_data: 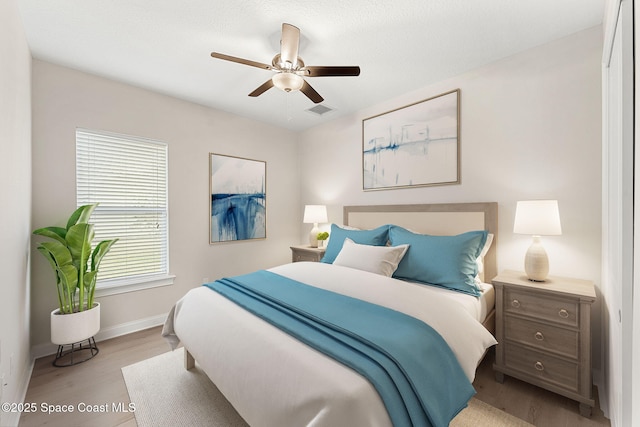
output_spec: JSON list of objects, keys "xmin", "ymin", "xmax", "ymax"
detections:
[{"xmin": 163, "ymin": 202, "xmax": 499, "ymax": 427}]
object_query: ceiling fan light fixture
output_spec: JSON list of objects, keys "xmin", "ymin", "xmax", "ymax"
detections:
[{"xmin": 272, "ymin": 72, "xmax": 304, "ymax": 92}]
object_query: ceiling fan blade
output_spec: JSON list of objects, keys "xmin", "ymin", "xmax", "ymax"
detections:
[
  {"xmin": 300, "ymin": 80, "xmax": 324, "ymax": 104},
  {"xmin": 280, "ymin": 23, "xmax": 300, "ymax": 67},
  {"xmin": 211, "ymin": 52, "xmax": 272, "ymax": 71},
  {"xmin": 248, "ymin": 79, "xmax": 274, "ymax": 97},
  {"xmin": 303, "ymin": 66, "xmax": 361, "ymax": 77}
]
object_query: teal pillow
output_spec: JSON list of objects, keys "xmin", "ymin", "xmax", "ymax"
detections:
[
  {"xmin": 389, "ymin": 226, "xmax": 488, "ymax": 297},
  {"xmin": 321, "ymin": 224, "xmax": 390, "ymax": 264}
]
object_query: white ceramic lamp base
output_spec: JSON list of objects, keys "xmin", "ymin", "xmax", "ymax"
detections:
[
  {"xmin": 309, "ymin": 223, "xmax": 319, "ymax": 248},
  {"xmin": 524, "ymin": 236, "xmax": 549, "ymax": 282}
]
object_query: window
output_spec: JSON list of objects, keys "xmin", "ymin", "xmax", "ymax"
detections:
[{"xmin": 76, "ymin": 128, "xmax": 173, "ymax": 295}]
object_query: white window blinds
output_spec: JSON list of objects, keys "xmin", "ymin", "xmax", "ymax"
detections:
[{"xmin": 76, "ymin": 128, "xmax": 169, "ymax": 288}]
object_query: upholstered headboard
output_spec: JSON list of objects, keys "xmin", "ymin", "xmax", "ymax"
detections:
[{"xmin": 343, "ymin": 202, "xmax": 498, "ymax": 282}]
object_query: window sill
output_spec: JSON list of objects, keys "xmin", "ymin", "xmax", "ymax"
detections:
[{"xmin": 95, "ymin": 274, "xmax": 176, "ymax": 298}]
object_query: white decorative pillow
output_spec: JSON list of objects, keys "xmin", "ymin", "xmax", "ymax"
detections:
[
  {"xmin": 333, "ymin": 238, "xmax": 409, "ymax": 277},
  {"xmin": 475, "ymin": 233, "xmax": 494, "ymax": 283}
]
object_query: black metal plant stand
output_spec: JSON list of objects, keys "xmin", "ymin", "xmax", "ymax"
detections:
[{"xmin": 52, "ymin": 336, "xmax": 99, "ymax": 367}]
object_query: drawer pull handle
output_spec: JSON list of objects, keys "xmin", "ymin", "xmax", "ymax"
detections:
[
  {"xmin": 534, "ymin": 361, "xmax": 545, "ymax": 371},
  {"xmin": 558, "ymin": 309, "xmax": 569, "ymax": 319},
  {"xmin": 511, "ymin": 299, "xmax": 521, "ymax": 308},
  {"xmin": 534, "ymin": 332, "xmax": 544, "ymax": 341}
]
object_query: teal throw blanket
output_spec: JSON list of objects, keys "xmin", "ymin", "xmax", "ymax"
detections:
[{"xmin": 205, "ymin": 270, "xmax": 474, "ymax": 427}]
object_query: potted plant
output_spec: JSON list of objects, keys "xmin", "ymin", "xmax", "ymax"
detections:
[
  {"xmin": 33, "ymin": 203, "xmax": 118, "ymax": 346},
  {"xmin": 317, "ymin": 231, "xmax": 329, "ymax": 248}
]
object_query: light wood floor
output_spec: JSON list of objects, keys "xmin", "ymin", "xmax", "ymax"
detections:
[
  {"xmin": 19, "ymin": 327, "xmax": 169, "ymax": 427},
  {"xmin": 19, "ymin": 326, "xmax": 611, "ymax": 427},
  {"xmin": 473, "ymin": 349, "xmax": 610, "ymax": 427}
]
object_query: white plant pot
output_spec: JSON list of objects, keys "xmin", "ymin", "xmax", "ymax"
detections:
[{"xmin": 50, "ymin": 303, "xmax": 101, "ymax": 345}]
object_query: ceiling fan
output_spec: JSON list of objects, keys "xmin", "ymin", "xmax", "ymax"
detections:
[{"xmin": 210, "ymin": 23, "xmax": 360, "ymax": 104}]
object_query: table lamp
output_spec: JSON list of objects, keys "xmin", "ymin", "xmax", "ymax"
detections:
[
  {"xmin": 513, "ymin": 200, "xmax": 562, "ymax": 282},
  {"xmin": 303, "ymin": 205, "xmax": 328, "ymax": 248}
]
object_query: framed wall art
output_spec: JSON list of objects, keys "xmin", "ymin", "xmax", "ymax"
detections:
[
  {"xmin": 362, "ymin": 89, "xmax": 460, "ymax": 191},
  {"xmin": 209, "ymin": 153, "xmax": 266, "ymax": 244}
]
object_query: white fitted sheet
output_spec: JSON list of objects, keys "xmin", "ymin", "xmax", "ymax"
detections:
[{"xmin": 402, "ymin": 279, "xmax": 495, "ymax": 324}]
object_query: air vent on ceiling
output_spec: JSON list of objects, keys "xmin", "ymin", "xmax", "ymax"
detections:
[{"xmin": 306, "ymin": 104, "xmax": 335, "ymax": 116}]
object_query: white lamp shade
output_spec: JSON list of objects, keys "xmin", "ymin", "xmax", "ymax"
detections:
[
  {"xmin": 303, "ymin": 205, "xmax": 328, "ymax": 224},
  {"xmin": 513, "ymin": 200, "xmax": 562, "ymax": 236}
]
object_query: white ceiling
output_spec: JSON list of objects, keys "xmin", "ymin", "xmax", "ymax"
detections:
[{"xmin": 18, "ymin": 0, "xmax": 604, "ymax": 132}]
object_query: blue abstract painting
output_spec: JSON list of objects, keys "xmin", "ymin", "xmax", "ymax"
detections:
[
  {"xmin": 210, "ymin": 154, "xmax": 266, "ymax": 243},
  {"xmin": 363, "ymin": 89, "xmax": 460, "ymax": 190}
]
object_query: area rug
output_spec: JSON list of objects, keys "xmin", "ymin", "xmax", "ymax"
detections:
[{"xmin": 122, "ymin": 348, "xmax": 533, "ymax": 427}]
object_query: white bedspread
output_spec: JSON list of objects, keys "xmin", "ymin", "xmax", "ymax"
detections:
[{"xmin": 163, "ymin": 262, "xmax": 497, "ymax": 427}]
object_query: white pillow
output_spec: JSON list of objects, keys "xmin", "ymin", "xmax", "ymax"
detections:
[
  {"xmin": 475, "ymin": 233, "xmax": 494, "ymax": 282},
  {"xmin": 333, "ymin": 238, "xmax": 409, "ymax": 277}
]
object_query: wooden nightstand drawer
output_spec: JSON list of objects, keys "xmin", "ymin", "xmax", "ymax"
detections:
[
  {"xmin": 290, "ymin": 245, "xmax": 325, "ymax": 263},
  {"xmin": 504, "ymin": 343, "xmax": 579, "ymax": 393},
  {"xmin": 505, "ymin": 316, "xmax": 579, "ymax": 359},
  {"xmin": 504, "ymin": 288, "xmax": 578, "ymax": 327},
  {"xmin": 293, "ymin": 251, "xmax": 321, "ymax": 262}
]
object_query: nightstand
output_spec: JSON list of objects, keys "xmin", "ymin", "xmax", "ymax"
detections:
[
  {"xmin": 492, "ymin": 270, "xmax": 596, "ymax": 417},
  {"xmin": 290, "ymin": 245, "xmax": 326, "ymax": 263}
]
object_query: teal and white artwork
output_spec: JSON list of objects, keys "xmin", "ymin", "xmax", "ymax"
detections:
[
  {"xmin": 210, "ymin": 153, "xmax": 266, "ymax": 243},
  {"xmin": 363, "ymin": 89, "xmax": 460, "ymax": 190}
]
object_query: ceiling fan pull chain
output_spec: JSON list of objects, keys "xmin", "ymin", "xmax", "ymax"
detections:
[{"xmin": 286, "ymin": 92, "xmax": 293, "ymax": 122}]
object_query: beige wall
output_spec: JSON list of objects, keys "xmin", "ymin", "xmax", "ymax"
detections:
[
  {"xmin": 30, "ymin": 61, "xmax": 300, "ymax": 352},
  {"xmin": 298, "ymin": 27, "xmax": 603, "ymax": 366},
  {"xmin": 0, "ymin": 0, "xmax": 32, "ymax": 422}
]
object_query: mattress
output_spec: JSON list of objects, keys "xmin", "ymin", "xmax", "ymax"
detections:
[{"xmin": 163, "ymin": 262, "xmax": 497, "ymax": 427}]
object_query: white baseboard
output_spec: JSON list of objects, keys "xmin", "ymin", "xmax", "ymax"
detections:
[
  {"xmin": 31, "ymin": 312, "xmax": 168, "ymax": 360},
  {"xmin": 1, "ymin": 359, "xmax": 35, "ymax": 427},
  {"xmin": 592, "ymin": 368, "xmax": 610, "ymax": 419},
  {"xmin": 95, "ymin": 312, "xmax": 168, "ymax": 343}
]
